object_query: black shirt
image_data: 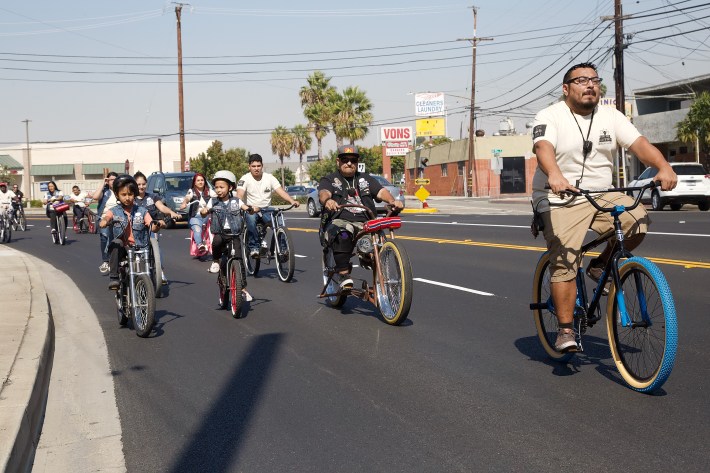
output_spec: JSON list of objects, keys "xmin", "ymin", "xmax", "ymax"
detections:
[{"xmin": 319, "ymin": 171, "xmax": 383, "ymax": 222}]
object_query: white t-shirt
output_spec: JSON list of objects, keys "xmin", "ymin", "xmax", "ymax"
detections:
[
  {"xmin": 0, "ymin": 189, "xmax": 16, "ymax": 207},
  {"xmin": 185, "ymin": 188, "xmax": 217, "ymax": 207},
  {"xmin": 532, "ymin": 101, "xmax": 641, "ymax": 210},
  {"xmin": 237, "ymin": 172, "xmax": 281, "ymax": 208},
  {"xmin": 69, "ymin": 191, "xmax": 88, "ymax": 207},
  {"xmin": 101, "ymin": 191, "xmax": 117, "ymax": 218}
]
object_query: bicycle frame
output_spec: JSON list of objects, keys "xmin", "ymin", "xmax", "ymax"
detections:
[{"xmin": 255, "ymin": 205, "xmax": 292, "ymax": 261}]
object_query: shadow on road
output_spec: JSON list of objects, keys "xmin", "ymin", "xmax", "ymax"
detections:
[{"xmin": 167, "ymin": 333, "xmax": 284, "ymax": 473}]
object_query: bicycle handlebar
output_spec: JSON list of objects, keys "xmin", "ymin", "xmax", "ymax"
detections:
[{"xmin": 546, "ymin": 181, "xmax": 658, "ymax": 212}]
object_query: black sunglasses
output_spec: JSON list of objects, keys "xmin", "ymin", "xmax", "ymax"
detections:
[{"xmin": 339, "ymin": 156, "xmax": 358, "ymax": 164}]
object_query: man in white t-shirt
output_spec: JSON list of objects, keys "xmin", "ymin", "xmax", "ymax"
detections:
[
  {"xmin": 69, "ymin": 185, "xmax": 89, "ymax": 221},
  {"xmin": 236, "ymin": 154, "xmax": 299, "ymax": 258},
  {"xmin": 532, "ymin": 62, "xmax": 677, "ymax": 353},
  {"xmin": 0, "ymin": 182, "xmax": 17, "ymax": 218}
]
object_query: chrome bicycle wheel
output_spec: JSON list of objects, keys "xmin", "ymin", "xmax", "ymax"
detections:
[
  {"xmin": 375, "ymin": 239, "xmax": 413, "ymax": 325},
  {"xmin": 132, "ymin": 274, "xmax": 156, "ymax": 338},
  {"xmin": 274, "ymin": 227, "xmax": 295, "ymax": 282}
]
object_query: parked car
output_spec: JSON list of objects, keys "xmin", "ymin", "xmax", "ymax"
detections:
[
  {"xmin": 306, "ymin": 175, "xmax": 405, "ymax": 218},
  {"xmin": 627, "ymin": 162, "xmax": 710, "ymax": 211},
  {"xmin": 284, "ymin": 185, "xmax": 312, "ymax": 199},
  {"xmin": 146, "ymin": 171, "xmax": 214, "ymax": 222}
]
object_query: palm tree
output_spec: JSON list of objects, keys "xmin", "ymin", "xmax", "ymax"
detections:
[
  {"xmin": 270, "ymin": 126, "xmax": 294, "ymax": 187},
  {"xmin": 299, "ymin": 71, "xmax": 335, "ymax": 160},
  {"xmin": 327, "ymin": 90, "xmax": 346, "ymax": 148},
  {"xmin": 333, "ymin": 86, "xmax": 373, "ymax": 145},
  {"xmin": 291, "ymin": 124, "xmax": 312, "ymax": 185}
]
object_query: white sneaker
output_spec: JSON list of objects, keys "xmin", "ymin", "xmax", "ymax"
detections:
[
  {"xmin": 242, "ymin": 290, "xmax": 253, "ymax": 302},
  {"xmin": 99, "ymin": 262, "xmax": 110, "ymax": 274},
  {"xmin": 250, "ymin": 249, "xmax": 260, "ymax": 258},
  {"xmin": 208, "ymin": 261, "xmax": 220, "ymax": 273}
]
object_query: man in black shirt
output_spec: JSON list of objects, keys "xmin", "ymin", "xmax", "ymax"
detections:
[{"xmin": 318, "ymin": 145, "xmax": 403, "ymax": 289}]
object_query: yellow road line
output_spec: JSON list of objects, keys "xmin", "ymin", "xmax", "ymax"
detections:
[{"xmin": 290, "ymin": 227, "xmax": 710, "ymax": 270}]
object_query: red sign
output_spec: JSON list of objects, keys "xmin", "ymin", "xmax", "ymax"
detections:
[{"xmin": 380, "ymin": 126, "xmax": 413, "ymax": 142}]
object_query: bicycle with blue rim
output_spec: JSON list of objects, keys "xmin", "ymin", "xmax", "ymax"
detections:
[
  {"xmin": 530, "ymin": 181, "xmax": 677, "ymax": 393},
  {"xmin": 241, "ymin": 204, "xmax": 296, "ymax": 282}
]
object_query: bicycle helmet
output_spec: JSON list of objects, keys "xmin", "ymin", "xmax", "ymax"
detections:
[
  {"xmin": 112, "ymin": 174, "xmax": 138, "ymax": 195},
  {"xmin": 0, "ymin": 182, "xmax": 7, "ymax": 187},
  {"xmin": 212, "ymin": 170, "xmax": 236, "ymax": 187}
]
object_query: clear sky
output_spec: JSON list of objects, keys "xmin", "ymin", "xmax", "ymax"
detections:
[{"xmin": 1, "ymin": 0, "xmax": 708, "ymax": 163}]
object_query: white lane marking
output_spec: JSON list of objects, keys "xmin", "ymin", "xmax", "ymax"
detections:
[
  {"xmin": 414, "ymin": 277, "xmax": 494, "ymax": 297},
  {"xmin": 295, "ymin": 254, "xmax": 307, "ymax": 258}
]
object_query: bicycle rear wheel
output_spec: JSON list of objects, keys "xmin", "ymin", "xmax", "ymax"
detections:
[
  {"xmin": 149, "ymin": 238, "xmax": 164, "ymax": 298},
  {"xmin": 531, "ymin": 251, "xmax": 574, "ymax": 362},
  {"xmin": 73, "ymin": 215, "xmax": 80, "ymax": 233},
  {"xmin": 228, "ymin": 259, "xmax": 244, "ymax": 318},
  {"xmin": 116, "ymin": 281, "xmax": 128, "ymax": 326},
  {"xmin": 87, "ymin": 212, "xmax": 96, "ymax": 233},
  {"xmin": 375, "ymin": 239, "xmax": 413, "ymax": 325},
  {"xmin": 132, "ymin": 274, "xmax": 156, "ymax": 338},
  {"xmin": 606, "ymin": 257, "xmax": 677, "ymax": 393},
  {"xmin": 274, "ymin": 227, "xmax": 295, "ymax": 282},
  {"xmin": 17, "ymin": 212, "xmax": 27, "ymax": 231}
]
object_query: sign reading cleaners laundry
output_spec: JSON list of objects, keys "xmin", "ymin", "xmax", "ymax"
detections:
[{"xmin": 415, "ymin": 92, "xmax": 445, "ymax": 117}]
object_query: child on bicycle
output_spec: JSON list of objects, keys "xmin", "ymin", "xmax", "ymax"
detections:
[
  {"xmin": 201, "ymin": 170, "xmax": 253, "ymax": 302},
  {"xmin": 99, "ymin": 175, "xmax": 166, "ymax": 290},
  {"xmin": 42, "ymin": 180, "xmax": 67, "ymax": 236}
]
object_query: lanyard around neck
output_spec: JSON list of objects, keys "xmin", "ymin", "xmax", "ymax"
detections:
[{"xmin": 570, "ymin": 107, "xmax": 595, "ymax": 187}]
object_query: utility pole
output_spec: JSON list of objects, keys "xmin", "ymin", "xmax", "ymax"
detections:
[
  {"xmin": 158, "ymin": 138, "xmax": 163, "ymax": 172},
  {"xmin": 175, "ymin": 4, "xmax": 187, "ymax": 172},
  {"xmin": 21, "ymin": 119, "xmax": 33, "ymax": 200},
  {"xmin": 458, "ymin": 7, "xmax": 492, "ymax": 197},
  {"xmin": 613, "ymin": 0, "xmax": 627, "ymax": 186}
]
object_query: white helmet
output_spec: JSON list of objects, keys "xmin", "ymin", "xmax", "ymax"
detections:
[{"xmin": 212, "ymin": 170, "xmax": 236, "ymax": 187}]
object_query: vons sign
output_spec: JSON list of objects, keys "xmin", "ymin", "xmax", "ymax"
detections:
[{"xmin": 380, "ymin": 126, "xmax": 413, "ymax": 142}]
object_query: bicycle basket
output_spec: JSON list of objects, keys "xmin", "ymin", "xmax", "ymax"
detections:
[
  {"xmin": 210, "ymin": 208, "xmax": 243, "ymax": 236},
  {"xmin": 362, "ymin": 216, "xmax": 401, "ymax": 233},
  {"xmin": 52, "ymin": 202, "xmax": 70, "ymax": 214}
]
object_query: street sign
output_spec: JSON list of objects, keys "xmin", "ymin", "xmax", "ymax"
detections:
[
  {"xmin": 414, "ymin": 178, "xmax": 430, "ymax": 185},
  {"xmin": 414, "ymin": 186, "xmax": 430, "ymax": 202},
  {"xmin": 357, "ymin": 162, "xmax": 366, "ymax": 173},
  {"xmin": 492, "ymin": 148, "xmax": 503, "ymax": 155}
]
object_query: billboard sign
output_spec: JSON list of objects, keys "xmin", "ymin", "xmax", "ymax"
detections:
[
  {"xmin": 380, "ymin": 126, "xmax": 413, "ymax": 142},
  {"xmin": 385, "ymin": 141, "xmax": 411, "ymax": 156},
  {"xmin": 415, "ymin": 92, "xmax": 445, "ymax": 117},
  {"xmin": 416, "ymin": 118, "xmax": 446, "ymax": 137}
]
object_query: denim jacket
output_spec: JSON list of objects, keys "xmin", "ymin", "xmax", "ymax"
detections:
[
  {"xmin": 209, "ymin": 197, "xmax": 243, "ymax": 235},
  {"xmin": 109, "ymin": 204, "xmax": 150, "ymax": 248}
]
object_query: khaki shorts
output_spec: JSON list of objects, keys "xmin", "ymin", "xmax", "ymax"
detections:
[{"xmin": 541, "ymin": 192, "xmax": 649, "ymax": 283}]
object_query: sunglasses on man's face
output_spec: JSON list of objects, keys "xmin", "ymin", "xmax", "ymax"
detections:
[{"xmin": 339, "ymin": 157, "xmax": 358, "ymax": 164}]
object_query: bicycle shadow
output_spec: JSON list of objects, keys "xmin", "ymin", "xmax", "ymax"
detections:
[
  {"xmin": 325, "ymin": 296, "xmax": 414, "ymax": 327},
  {"xmin": 514, "ymin": 334, "xmax": 660, "ymax": 392},
  {"xmin": 151, "ymin": 309, "xmax": 187, "ymax": 337}
]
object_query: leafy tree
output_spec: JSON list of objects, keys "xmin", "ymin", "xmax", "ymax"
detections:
[
  {"xmin": 332, "ymin": 86, "xmax": 373, "ymax": 145},
  {"xmin": 390, "ymin": 155, "xmax": 405, "ymax": 178},
  {"xmin": 300, "ymin": 71, "xmax": 335, "ymax": 160},
  {"xmin": 0, "ymin": 165, "xmax": 17, "ymax": 186},
  {"xmin": 307, "ymin": 152, "xmax": 338, "ymax": 183},
  {"xmin": 270, "ymin": 126, "xmax": 294, "ymax": 187},
  {"xmin": 357, "ymin": 145, "xmax": 382, "ymax": 175},
  {"xmin": 291, "ymin": 124, "xmax": 312, "ymax": 184},
  {"xmin": 188, "ymin": 140, "xmax": 250, "ymax": 181},
  {"xmin": 677, "ymin": 91, "xmax": 710, "ymax": 161},
  {"xmin": 274, "ymin": 167, "xmax": 295, "ymax": 187}
]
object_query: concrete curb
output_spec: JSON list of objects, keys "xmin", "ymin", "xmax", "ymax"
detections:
[{"xmin": 0, "ymin": 249, "xmax": 54, "ymax": 473}]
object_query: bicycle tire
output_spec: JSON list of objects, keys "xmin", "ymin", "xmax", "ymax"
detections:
[
  {"xmin": 57, "ymin": 215, "xmax": 66, "ymax": 245},
  {"xmin": 1, "ymin": 217, "xmax": 10, "ymax": 243},
  {"xmin": 217, "ymin": 262, "xmax": 228, "ymax": 309},
  {"xmin": 375, "ymin": 239, "xmax": 413, "ymax": 325},
  {"xmin": 228, "ymin": 259, "xmax": 244, "ymax": 318},
  {"xmin": 18, "ymin": 212, "xmax": 27, "ymax": 232},
  {"xmin": 322, "ymin": 257, "xmax": 346, "ymax": 308},
  {"xmin": 274, "ymin": 227, "xmax": 295, "ymax": 282},
  {"xmin": 531, "ymin": 251, "xmax": 574, "ymax": 362},
  {"xmin": 132, "ymin": 274, "xmax": 156, "ymax": 338},
  {"xmin": 73, "ymin": 215, "xmax": 80, "ymax": 234},
  {"xmin": 242, "ymin": 230, "xmax": 260, "ymax": 276},
  {"xmin": 149, "ymin": 238, "xmax": 164, "ymax": 298},
  {"xmin": 87, "ymin": 212, "xmax": 96, "ymax": 234},
  {"xmin": 116, "ymin": 281, "xmax": 128, "ymax": 326},
  {"xmin": 606, "ymin": 257, "xmax": 677, "ymax": 393}
]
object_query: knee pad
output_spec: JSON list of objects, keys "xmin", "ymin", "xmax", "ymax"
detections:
[{"xmin": 331, "ymin": 229, "xmax": 354, "ymax": 254}]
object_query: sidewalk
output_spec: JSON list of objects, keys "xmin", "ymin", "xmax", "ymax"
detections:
[{"xmin": 0, "ymin": 245, "xmax": 126, "ymax": 473}]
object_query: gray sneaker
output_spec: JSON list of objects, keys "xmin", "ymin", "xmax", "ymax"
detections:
[
  {"xmin": 335, "ymin": 273, "xmax": 354, "ymax": 291},
  {"xmin": 555, "ymin": 328, "xmax": 578, "ymax": 352}
]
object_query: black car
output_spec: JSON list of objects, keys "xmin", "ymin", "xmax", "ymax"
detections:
[{"xmin": 146, "ymin": 171, "xmax": 206, "ymax": 222}]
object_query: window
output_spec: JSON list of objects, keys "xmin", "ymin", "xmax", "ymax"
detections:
[
  {"xmin": 441, "ymin": 164, "xmax": 448, "ymax": 177},
  {"xmin": 457, "ymin": 162, "xmax": 465, "ymax": 176},
  {"xmin": 679, "ymin": 146, "xmax": 688, "ymax": 154}
]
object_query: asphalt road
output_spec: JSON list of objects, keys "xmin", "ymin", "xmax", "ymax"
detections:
[{"xmin": 13, "ymin": 208, "xmax": 710, "ymax": 472}]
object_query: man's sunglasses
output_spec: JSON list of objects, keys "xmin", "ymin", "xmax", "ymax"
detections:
[{"xmin": 339, "ymin": 157, "xmax": 359, "ymax": 164}]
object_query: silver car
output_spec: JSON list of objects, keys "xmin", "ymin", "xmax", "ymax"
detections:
[
  {"xmin": 306, "ymin": 175, "xmax": 405, "ymax": 218},
  {"xmin": 627, "ymin": 162, "xmax": 710, "ymax": 211}
]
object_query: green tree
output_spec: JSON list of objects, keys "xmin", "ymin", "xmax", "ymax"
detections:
[
  {"xmin": 291, "ymin": 124, "xmax": 312, "ymax": 184},
  {"xmin": 0, "ymin": 165, "xmax": 16, "ymax": 186},
  {"xmin": 332, "ymin": 86, "xmax": 373, "ymax": 145},
  {"xmin": 677, "ymin": 91, "xmax": 710, "ymax": 161},
  {"xmin": 390, "ymin": 155, "xmax": 405, "ymax": 179},
  {"xmin": 270, "ymin": 126, "xmax": 294, "ymax": 187},
  {"xmin": 188, "ymin": 140, "xmax": 250, "ymax": 181},
  {"xmin": 307, "ymin": 152, "xmax": 338, "ymax": 183},
  {"xmin": 300, "ymin": 71, "xmax": 335, "ymax": 160}
]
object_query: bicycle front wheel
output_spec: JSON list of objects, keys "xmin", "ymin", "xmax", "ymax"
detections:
[
  {"xmin": 132, "ymin": 274, "xmax": 156, "ymax": 338},
  {"xmin": 606, "ymin": 257, "xmax": 677, "ymax": 393},
  {"xmin": 228, "ymin": 259, "xmax": 244, "ymax": 318},
  {"xmin": 242, "ymin": 231, "xmax": 260, "ymax": 276},
  {"xmin": 531, "ymin": 251, "xmax": 574, "ymax": 362},
  {"xmin": 375, "ymin": 239, "xmax": 413, "ymax": 326},
  {"xmin": 149, "ymin": 238, "xmax": 164, "ymax": 298},
  {"xmin": 17, "ymin": 212, "xmax": 27, "ymax": 232},
  {"xmin": 274, "ymin": 227, "xmax": 295, "ymax": 282},
  {"xmin": 116, "ymin": 281, "xmax": 128, "ymax": 327},
  {"xmin": 57, "ymin": 215, "xmax": 66, "ymax": 245}
]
